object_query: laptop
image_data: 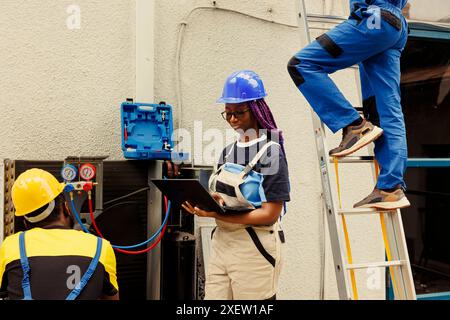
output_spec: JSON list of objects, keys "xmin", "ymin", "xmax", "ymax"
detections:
[{"xmin": 150, "ymin": 179, "xmax": 252, "ymax": 215}]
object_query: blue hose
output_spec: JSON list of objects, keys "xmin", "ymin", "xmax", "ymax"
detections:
[
  {"xmin": 69, "ymin": 199, "xmax": 90, "ymax": 233},
  {"xmin": 68, "ymin": 193, "xmax": 171, "ymax": 249}
]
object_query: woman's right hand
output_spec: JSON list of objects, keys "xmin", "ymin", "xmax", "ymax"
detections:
[
  {"xmin": 181, "ymin": 201, "xmax": 218, "ymax": 219},
  {"xmin": 211, "ymin": 192, "xmax": 225, "ymax": 206}
]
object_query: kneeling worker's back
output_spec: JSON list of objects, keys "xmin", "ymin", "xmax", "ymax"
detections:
[{"xmin": 0, "ymin": 227, "xmax": 118, "ymax": 300}]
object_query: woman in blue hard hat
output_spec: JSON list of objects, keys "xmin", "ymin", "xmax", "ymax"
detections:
[{"xmin": 182, "ymin": 70, "xmax": 290, "ymax": 300}]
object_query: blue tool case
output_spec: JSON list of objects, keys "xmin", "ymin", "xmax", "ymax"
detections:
[{"xmin": 121, "ymin": 100, "xmax": 188, "ymax": 161}]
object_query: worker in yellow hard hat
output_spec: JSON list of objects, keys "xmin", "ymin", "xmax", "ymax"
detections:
[{"xmin": 0, "ymin": 168, "xmax": 119, "ymax": 300}]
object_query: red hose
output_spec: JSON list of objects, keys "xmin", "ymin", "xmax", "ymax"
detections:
[
  {"xmin": 88, "ymin": 194, "xmax": 169, "ymax": 255},
  {"xmin": 164, "ymin": 195, "xmax": 168, "ymax": 213}
]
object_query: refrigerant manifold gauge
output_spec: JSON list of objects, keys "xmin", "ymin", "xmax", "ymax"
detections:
[
  {"xmin": 79, "ymin": 164, "xmax": 96, "ymax": 181},
  {"xmin": 61, "ymin": 164, "xmax": 78, "ymax": 182}
]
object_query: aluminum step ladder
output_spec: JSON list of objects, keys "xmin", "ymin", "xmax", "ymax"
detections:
[{"xmin": 296, "ymin": 0, "xmax": 416, "ymax": 300}]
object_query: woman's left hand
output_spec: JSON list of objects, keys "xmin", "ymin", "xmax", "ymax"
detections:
[{"xmin": 181, "ymin": 201, "xmax": 217, "ymax": 218}]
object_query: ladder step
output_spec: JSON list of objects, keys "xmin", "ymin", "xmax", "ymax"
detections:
[
  {"xmin": 337, "ymin": 208, "xmax": 396, "ymax": 215},
  {"xmin": 346, "ymin": 260, "xmax": 405, "ymax": 270},
  {"xmin": 329, "ymin": 156, "xmax": 375, "ymax": 164}
]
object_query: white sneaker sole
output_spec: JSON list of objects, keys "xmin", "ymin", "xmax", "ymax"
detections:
[
  {"xmin": 331, "ymin": 126, "xmax": 384, "ymax": 157},
  {"xmin": 355, "ymin": 196, "xmax": 411, "ymax": 210}
]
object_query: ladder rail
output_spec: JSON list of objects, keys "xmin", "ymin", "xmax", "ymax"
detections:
[
  {"xmin": 384, "ymin": 211, "xmax": 417, "ymax": 299},
  {"xmin": 296, "ymin": 0, "xmax": 353, "ymax": 300},
  {"xmin": 370, "ymin": 150, "xmax": 416, "ymax": 300}
]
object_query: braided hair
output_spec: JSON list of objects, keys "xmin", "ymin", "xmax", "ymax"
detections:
[{"xmin": 248, "ymin": 99, "xmax": 286, "ymax": 157}]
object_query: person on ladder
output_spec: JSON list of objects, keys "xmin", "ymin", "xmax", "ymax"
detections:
[
  {"xmin": 0, "ymin": 169, "xmax": 119, "ymax": 300},
  {"xmin": 287, "ymin": 0, "xmax": 410, "ymax": 210}
]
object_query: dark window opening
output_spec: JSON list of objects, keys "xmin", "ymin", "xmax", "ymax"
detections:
[{"xmin": 401, "ymin": 34, "xmax": 450, "ymax": 296}]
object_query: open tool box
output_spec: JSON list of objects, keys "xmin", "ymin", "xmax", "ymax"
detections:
[{"xmin": 121, "ymin": 99, "xmax": 188, "ymax": 161}]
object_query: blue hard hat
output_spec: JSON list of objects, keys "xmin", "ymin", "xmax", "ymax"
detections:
[{"xmin": 217, "ymin": 70, "xmax": 267, "ymax": 104}]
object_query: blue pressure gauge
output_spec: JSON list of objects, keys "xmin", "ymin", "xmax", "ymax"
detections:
[{"xmin": 61, "ymin": 164, "xmax": 78, "ymax": 182}]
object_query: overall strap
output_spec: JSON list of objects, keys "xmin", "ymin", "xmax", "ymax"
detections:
[
  {"xmin": 19, "ymin": 232, "xmax": 33, "ymax": 300},
  {"xmin": 66, "ymin": 237, "xmax": 103, "ymax": 300},
  {"xmin": 239, "ymin": 141, "xmax": 279, "ymax": 179}
]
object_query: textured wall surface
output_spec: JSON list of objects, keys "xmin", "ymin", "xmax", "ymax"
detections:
[
  {"xmin": 408, "ymin": 0, "xmax": 450, "ymax": 22},
  {"xmin": 0, "ymin": 0, "xmax": 135, "ymax": 161},
  {"xmin": 155, "ymin": 0, "xmax": 384, "ymax": 299}
]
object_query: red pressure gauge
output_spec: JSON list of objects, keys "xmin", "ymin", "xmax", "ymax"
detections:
[{"xmin": 79, "ymin": 164, "xmax": 96, "ymax": 181}]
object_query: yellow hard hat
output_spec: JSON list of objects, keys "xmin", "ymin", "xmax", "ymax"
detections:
[{"xmin": 12, "ymin": 168, "xmax": 66, "ymax": 217}]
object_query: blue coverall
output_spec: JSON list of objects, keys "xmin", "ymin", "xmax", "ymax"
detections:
[{"xmin": 288, "ymin": 0, "xmax": 409, "ymax": 190}]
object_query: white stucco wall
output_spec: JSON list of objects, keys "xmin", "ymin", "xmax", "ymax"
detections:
[
  {"xmin": 407, "ymin": 0, "xmax": 450, "ymax": 23},
  {"xmin": 0, "ymin": 0, "xmax": 135, "ymax": 161}
]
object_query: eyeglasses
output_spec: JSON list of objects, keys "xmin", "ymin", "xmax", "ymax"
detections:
[{"xmin": 221, "ymin": 109, "xmax": 250, "ymax": 121}]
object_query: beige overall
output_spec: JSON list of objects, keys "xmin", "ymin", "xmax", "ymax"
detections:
[{"xmin": 205, "ymin": 141, "xmax": 285, "ymax": 300}]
